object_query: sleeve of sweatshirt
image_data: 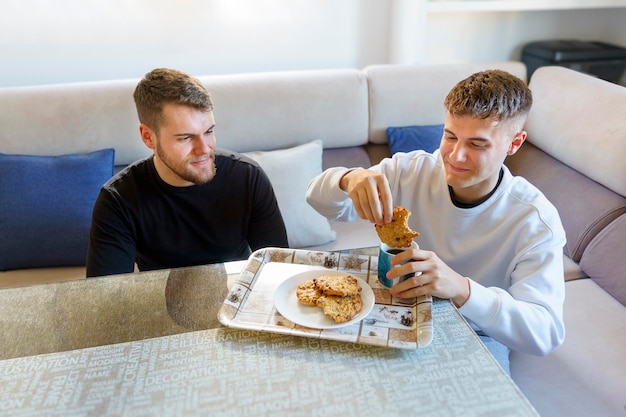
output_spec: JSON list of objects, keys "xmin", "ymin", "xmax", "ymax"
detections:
[
  {"xmin": 306, "ymin": 167, "xmax": 362, "ymax": 221},
  {"xmin": 458, "ymin": 240, "xmax": 566, "ymax": 356}
]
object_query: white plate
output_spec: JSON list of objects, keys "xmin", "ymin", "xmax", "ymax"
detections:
[{"xmin": 274, "ymin": 269, "xmax": 375, "ymax": 329}]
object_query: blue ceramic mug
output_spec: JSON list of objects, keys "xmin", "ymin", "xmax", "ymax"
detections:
[{"xmin": 377, "ymin": 241, "xmax": 419, "ymax": 288}]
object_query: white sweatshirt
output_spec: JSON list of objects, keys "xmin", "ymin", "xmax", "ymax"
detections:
[{"xmin": 306, "ymin": 150, "xmax": 567, "ymax": 356}]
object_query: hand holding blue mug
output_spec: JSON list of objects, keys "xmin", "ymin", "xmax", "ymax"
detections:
[{"xmin": 378, "ymin": 241, "xmax": 419, "ymax": 288}]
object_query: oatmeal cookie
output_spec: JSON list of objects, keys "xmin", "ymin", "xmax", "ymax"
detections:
[
  {"xmin": 316, "ymin": 294, "xmax": 363, "ymax": 323},
  {"xmin": 296, "ymin": 280, "xmax": 323, "ymax": 306},
  {"xmin": 313, "ymin": 274, "xmax": 361, "ymax": 297},
  {"xmin": 375, "ymin": 206, "xmax": 419, "ymax": 248}
]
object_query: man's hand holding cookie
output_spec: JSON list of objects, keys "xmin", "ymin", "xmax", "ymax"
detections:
[
  {"xmin": 374, "ymin": 205, "xmax": 469, "ymax": 307},
  {"xmin": 339, "ymin": 168, "xmax": 393, "ymax": 224},
  {"xmin": 339, "ymin": 169, "xmax": 470, "ymax": 307}
]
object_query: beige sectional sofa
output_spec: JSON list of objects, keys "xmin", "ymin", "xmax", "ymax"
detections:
[
  {"xmin": 506, "ymin": 67, "xmax": 626, "ymax": 417},
  {"xmin": 1, "ymin": 62, "xmax": 624, "ymax": 417}
]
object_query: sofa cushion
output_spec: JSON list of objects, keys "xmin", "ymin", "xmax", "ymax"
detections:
[
  {"xmin": 0, "ymin": 149, "xmax": 115, "ymax": 271},
  {"xmin": 0, "ymin": 266, "xmax": 86, "ymax": 288},
  {"xmin": 511, "ymin": 278, "xmax": 626, "ymax": 417},
  {"xmin": 386, "ymin": 124, "xmax": 443, "ymax": 155},
  {"xmin": 305, "ymin": 218, "xmax": 380, "ymax": 252},
  {"xmin": 244, "ymin": 140, "xmax": 335, "ymax": 248},
  {"xmin": 579, "ymin": 214, "xmax": 626, "ymax": 306},
  {"xmin": 321, "ymin": 146, "xmax": 372, "ymax": 170},
  {"xmin": 563, "ymin": 255, "xmax": 587, "ymax": 282}
]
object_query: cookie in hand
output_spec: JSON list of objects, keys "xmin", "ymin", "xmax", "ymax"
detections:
[{"xmin": 375, "ymin": 206, "xmax": 420, "ymax": 248}]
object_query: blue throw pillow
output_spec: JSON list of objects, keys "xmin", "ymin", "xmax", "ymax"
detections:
[
  {"xmin": 386, "ymin": 124, "xmax": 444, "ymax": 155},
  {"xmin": 0, "ymin": 149, "xmax": 115, "ymax": 270}
]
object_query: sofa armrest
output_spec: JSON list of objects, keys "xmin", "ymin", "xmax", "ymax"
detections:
[{"xmin": 579, "ymin": 214, "xmax": 626, "ymax": 305}]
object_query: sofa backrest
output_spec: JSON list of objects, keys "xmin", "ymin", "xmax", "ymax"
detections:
[
  {"xmin": 506, "ymin": 142, "xmax": 625, "ymax": 262},
  {"xmin": 199, "ymin": 69, "xmax": 369, "ymax": 153},
  {"xmin": 0, "ymin": 79, "xmax": 147, "ymax": 167},
  {"xmin": 1, "ymin": 63, "xmax": 529, "ymax": 167},
  {"xmin": 364, "ymin": 62, "xmax": 527, "ymax": 144},
  {"xmin": 506, "ymin": 66, "xmax": 626, "ymax": 305},
  {"xmin": 525, "ymin": 66, "xmax": 626, "ymax": 197},
  {"xmin": 521, "ymin": 66, "xmax": 626, "ymax": 259},
  {"xmin": 0, "ymin": 69, "xmax": 370, "ymax": 168}
]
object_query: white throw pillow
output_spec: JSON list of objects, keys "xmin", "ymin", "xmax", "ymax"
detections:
[{"xmin": 244, "ymin": 140, "xmax": 336, "ymax": 248}]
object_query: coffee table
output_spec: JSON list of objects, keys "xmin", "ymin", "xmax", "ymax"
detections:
[{"xmin": 0, "ymin": 248, "xmax": 539, "ymax": 416}]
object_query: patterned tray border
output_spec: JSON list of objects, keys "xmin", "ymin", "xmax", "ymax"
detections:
[{"xmin": 218, "ymin": 247, "xmax": 433, "ymax": 349}]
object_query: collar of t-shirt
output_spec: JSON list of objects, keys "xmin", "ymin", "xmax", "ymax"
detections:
[{"xmin": 448, "ymin": 168, "xmax": 504, "ymax": 209}]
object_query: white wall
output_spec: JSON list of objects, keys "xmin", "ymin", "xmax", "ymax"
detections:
[
  {"xmin": 0, "ymin": 0, "xmax": 389, "ymax": 87},
  {"xmin": 422, "ymin": 9, "xmax": 626, "ymax": 64},
  {"xmin": 1, "ymin": 0, "xmax": 625, "ymax": 87}
]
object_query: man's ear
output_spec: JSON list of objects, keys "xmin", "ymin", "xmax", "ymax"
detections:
[
  {"xmin": 507, "ymin": 130, "xmax": 527, "ymax": 156},
  {"xmin": 139, "ymin": 123, "xmax": 157, "ymax": 150}
]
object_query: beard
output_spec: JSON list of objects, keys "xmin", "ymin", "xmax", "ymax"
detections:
[{"xmin": 156, "ymin": 146, "xmax": 217, "ymax": 185}]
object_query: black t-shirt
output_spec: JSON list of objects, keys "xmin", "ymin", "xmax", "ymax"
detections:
[{"xmin": 86, "ymin": 149, "xmax": 288, "ymax": 277}]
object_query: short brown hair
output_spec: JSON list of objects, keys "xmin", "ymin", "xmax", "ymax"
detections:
[
  {"xmin": 444, "ymin": 69, "xmax": 532, "ymax": 128},
  {"xmin": 133, "ymin": 68, "xmax": 213, "ymax": 131}
]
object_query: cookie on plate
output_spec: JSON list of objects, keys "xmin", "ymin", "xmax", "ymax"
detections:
[
  {"xmin": 375, "ymin": 206, "xmax": 420, "ymax": 248},
  {"xmin": 313, "ymin": 274, "xmax": 361, "ymax": 297},
  {"xmin": 296, "ymin": 279, "xmax": 323, "ymax": 306},
  {"xmin": 316, "ymin": 294, "xmax": 363, "ymax": 323}
]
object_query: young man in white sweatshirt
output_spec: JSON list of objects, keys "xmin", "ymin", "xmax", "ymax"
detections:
[{"xmin": 306, "ymin": 70, "xmax": 566, "ymax": 374}]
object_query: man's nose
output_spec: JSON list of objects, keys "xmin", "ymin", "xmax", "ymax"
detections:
[
  {"xmin": 450, "ymin": 143, "xmax": 465, "ymax": 160},
  {"xmin": 194, "ymin": 137, "xmax": 212, "ymax": 154}
]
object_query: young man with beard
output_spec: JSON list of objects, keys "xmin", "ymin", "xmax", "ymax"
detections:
[
  {"xmin": 306, "ymin": 70, "xmax": 566, "ymax": 373},
  {"xmin": 86, "ymin": 68, "xmax": 288, "ymax": 277}
]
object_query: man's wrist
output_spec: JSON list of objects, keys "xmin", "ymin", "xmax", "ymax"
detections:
[
  {"xmin": 338, "ymin": 168, "xmax": 360, "ymax": 191},
  {"xmin": 453, "ymin": 277, "xmax": 471, "ymax": 308}
]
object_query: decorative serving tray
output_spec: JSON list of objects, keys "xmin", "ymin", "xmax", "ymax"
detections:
[{"xmin": 218, "ymin": 247, "xmax": 433, "ymax": 349}]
